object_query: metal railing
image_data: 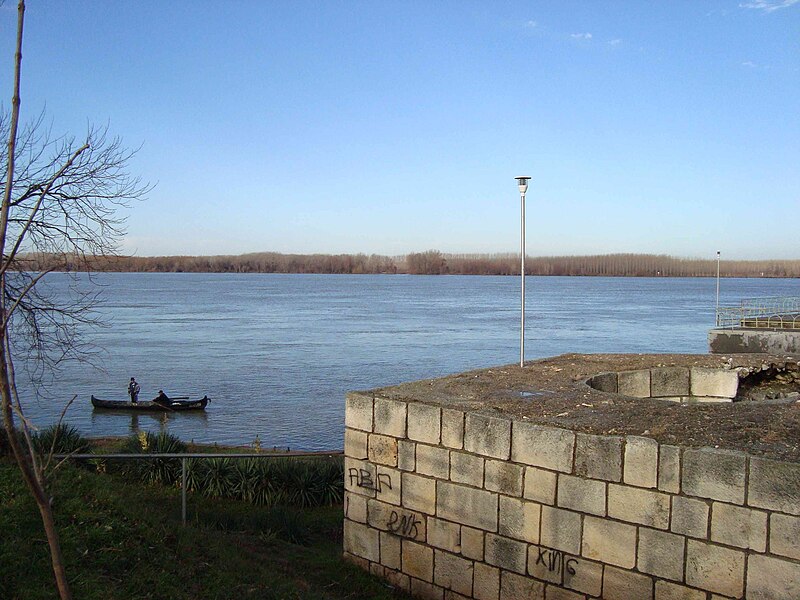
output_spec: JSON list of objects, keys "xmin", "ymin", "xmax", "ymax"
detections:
[
  {"xmin": 55, "ymin": 450, "xmax": 343, "ymax": 524},
  {"xmin": 715, "ymin": 296, "xmax": 800, "ymax": 330}
]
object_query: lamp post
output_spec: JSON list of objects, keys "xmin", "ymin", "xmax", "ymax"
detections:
[
  {"xmin": 715, "ymin": 251, "xmax": 721, "ymax": 326},
  {"xmin": 516, "ymin": 176, "xmax": 531, "ymax": 368}
]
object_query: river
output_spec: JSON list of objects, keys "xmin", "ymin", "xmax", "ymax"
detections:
[{"xmin": 13, "ymin": 273, "xmax": 799, "ymax": 450}]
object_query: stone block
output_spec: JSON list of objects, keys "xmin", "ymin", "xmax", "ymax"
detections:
[
  {"xmin": 402, "ymin": 472, "xmax": 437, "ymax": 515},
  {"xmin": 651, "ymin": 367, "xmax": 690, "ymax": 397},
  {"xmin": 345, "ymin": 457, "xmax": 377, "ymax": 498},
  {"xmin": 485, "ymin": 533, "xmax": 527, "ymax": 574},
  {"xmin": 749, "ymin": 456, "xmax": 800, "ymax": 515},
  {"xmin": 434, "ymin": 550, "xmax": 473, "ymax": 597},
  {"xmin": 464, "ymin": 413, "xmax": 511, "ymax": 460},
  {"xmin": 618, "ymin": 369, "xmax": 651, "ymax": 398},
  {"xmin": 770, "ymin": 513, "xmax": 800, "ymax": 560},
  {"xmin": 654, "ymin": 581, "xmax": 705, "ymax": 600},
  {"xmin": 710, "ymin": 501, "xmax": 766, "ymax": 551},
  {"xmin": 527, "ymin": 545, "xmax": 564, "ymax": 584},
  {"xmin": 624, "ymin": 436, "xmax": 659, "ymax": 488},
  {"xmin": 441, "ymin": 409, "xmax": 465, "ymax": 449},
  {"xmin": 437, "ymin": 481, "xmax": 498, "ymax": 532},
  {"xmin": 582, "ymin": 516, "xmax": 637, "ymax": 568},
  {"xmin": 602, "ymin": 565, "xmax": 653, "ymax": 600},
  {"xmin": 685, "ymin": 540, "xmax": 744, "ymax": 597},
  {"xmin": 608, "ymin": 484, "xmax": 670, "ymax": 529},
  {"xmin": 408, "ymin": 403, "xmax": 442, "ymax": 445},
  {"xmin": 345, "ymin": 491, "xmax": 368, "ymax": 523},
  {"xmin": 658, "ymin": 444, "xmax": 681, "ymax": 493},
  {"xmin": 385, "ymin": 568, "xmax": 411, "ymax": 593},
  {"xmin": 376, "ymin": 465, "xmax": 401, "ymax": 505},
  {"xmin": 342, "ymin": 551, "xmax": 369, "ymax": 570},
  {"xmin": 747, "ymin": 554, "xmax": 800, "ymax": 600},
  {"xmin": 590, "ymin": 371, "xmax": 618, "ymax": 393},
  {"xmin": 637, "ymin": 527, "xmax": 685, "ymax": 581},
  {"xmin": 540, "ymin": 505, "xmax": 582, "ymax": 555},
  {"xmin": 373, "ymin": 397, "xmax": 406, "ymax": 438},
  {"xmin": 562, "ymin": 555, "xmax": 603, "ymax": 597},
  {"xmin": 500, "ymin": 571, "xmax": 545, "ymax": 600},
  {"xmin": 545, "ymin": 585, "xmax": 584, "ymax": 600},
  {"xmin": 398, "ymin": 439, "xmax": 416, "ymax": 471},
  {"xmin": 690, "ymin": 367, "xmax": 738, "ymax": 399},
  {"xmin": 345, "ymin": 392, "xmax": 373, "ymax": 432},
  {"xmin": 368, "ymin": 499, "xmax": 427, "ymax": 541},
  {"xmin": 671, "ymin": 495, "xmax": 709, "ymax": 539},
  {"xmin": 368, "ymin": 434, "xmax": 398, "ymax": 467},
  {"xmin": 498, "ymin": 496, "xmax": 540, "ymax": 543},
  {"xmin": 574, "ymin": 433, "xmax": 623, "ymax": 482},
  {"xmin": 682, "ymin": 447, "xmax": 746, "ymax": 504},
  {"xmin": 370, "ymin": 563, "xmax": 385, "ymax": 578},
  {"xmin": 344, "ymin": 428, "xmax": 368, "ymax": 459},
  {"xmin": 411, "ymin": 577, "xmax": 444, "ymax": 600},
  {"xmin": 460, "ymin": 526, "xmax": 484, "ymax": 560},
  {"xmin": 485, "ymin": 459, "xmax": 524, "ymax": 496},
  {"xmin": 524, "ymin": 466, "xmax": 557, "ymax": 505},
  {"xmin": 557, "ymin": 474, "xmax": 606, "ymax": 516},
  {"xmin": 402, "ymin": 539, "xmax": 434, "ymax": 582},
  {"xmin": 344, "ymin": 519, "xmax": 380, "ymax": 562},
  {"xmin": 417, "ymin": 444, "xmax": 450, "ymax": 479},
  {"xmin": 473, "ymin": 562, "xmax": 499, "ymax": 600},
  {"xmin": 427, "ymin": 517, "xmax": 461, "ymax": 553},
  {"xmin": 381, "ymin": 532, "xmax": 402, "ymax": 570},
  {"xmin": 511, "ymin": 422, "xmax": 575, "ymax": 473},
  {"xmin": 450, "ymin": 451, "xmax": 484, "ymax": 488}
]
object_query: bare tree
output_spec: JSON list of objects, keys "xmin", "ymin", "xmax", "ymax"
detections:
[{"xmin": 1, "ymin": 3, "xmax": 149, "ymax": 598}]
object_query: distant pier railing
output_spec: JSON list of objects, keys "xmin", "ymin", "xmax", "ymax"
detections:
[{"xmin": 715, "ymin": 296, "xmax": 800, "ymax": 330}]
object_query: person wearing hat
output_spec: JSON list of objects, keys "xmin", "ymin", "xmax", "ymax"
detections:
[{"xmin": 128, "ymin": 377, "xmax": 140, "ymax": 404}]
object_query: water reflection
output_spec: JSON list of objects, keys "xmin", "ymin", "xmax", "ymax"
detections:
[{"xmin": 90, "ymin": 409, "xmax": 209, "ymax": 438}]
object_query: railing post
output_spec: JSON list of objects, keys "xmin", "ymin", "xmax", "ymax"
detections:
[{"xmin": 181, "ymin": 457, "xmax": 187, "ymax": 526}]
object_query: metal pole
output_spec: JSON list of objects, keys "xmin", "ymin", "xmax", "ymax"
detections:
[
  {"xmin": 520, "ymin": 190, "xmax": 526, "ymax": 368},
  {"xmin": 715, "ymin": 251, "xmax": 721, "ymax": 326},
  {"xmin": 181, "ymin": 457, "xmax": 187, "ymax": 525}
]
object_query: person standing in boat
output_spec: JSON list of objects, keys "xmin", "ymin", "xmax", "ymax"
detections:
[{"xmin": 128, "ymin": 377, "xmax": 140, "ymax": 404}]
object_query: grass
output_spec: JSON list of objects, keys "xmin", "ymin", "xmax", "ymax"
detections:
[{"xmin": 0, "ymin": 457, "xmax": 409, "ymax": 600}]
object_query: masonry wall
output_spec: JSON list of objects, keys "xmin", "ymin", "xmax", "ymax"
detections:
[
  {"xmin": 709, "ymin": 329, "xmax": 800, "ymax": 354},
  {"xmin": 343, "ymin": 392, "xmax": 800, "ymax": 600}
]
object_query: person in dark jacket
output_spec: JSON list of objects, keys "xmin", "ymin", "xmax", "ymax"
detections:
[
  {"xmin": 128, "ymin": 377, "xmax": 140, "ymax": 404},
  {"xmin": 154, "ymin": 390, "xmax": 170, "ymax": 405}
]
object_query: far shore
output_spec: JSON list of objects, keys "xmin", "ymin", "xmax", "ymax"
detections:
[{"xmin": 19, "ymin": 250, "xmax": 800, "ymax": 278}]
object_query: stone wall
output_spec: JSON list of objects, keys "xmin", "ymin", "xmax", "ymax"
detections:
[
  {"xmin": 709, "ymin": 329, "xmax": 800, "ymax": 354},
  {"xmin": 343, "ymin": 392, "xmax": 800, "ymax": 599}
]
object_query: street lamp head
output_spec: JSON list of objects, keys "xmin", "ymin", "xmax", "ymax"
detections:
[{"xmin": 515, "ymin": 176, "xmax": 531, "ymax": 194}]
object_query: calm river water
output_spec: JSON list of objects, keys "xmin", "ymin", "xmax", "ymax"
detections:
[{"xmin": 14, "ymin": 273, "xmax": 799, "ymax": 450}]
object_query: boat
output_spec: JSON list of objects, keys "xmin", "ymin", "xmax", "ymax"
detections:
[{"xmin": 91, "ymin": 395, "xmax": 209, "ymax": 411}]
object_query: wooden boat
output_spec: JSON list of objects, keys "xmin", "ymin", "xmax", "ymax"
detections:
[{"xmin": 91, "ymin": 395, "xmax": 209, "ymax": 411}]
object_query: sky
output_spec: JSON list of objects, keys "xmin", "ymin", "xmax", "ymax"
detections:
[{"xmin": 0, "ymin": 1, "xmax": 798, "ymax": 259}]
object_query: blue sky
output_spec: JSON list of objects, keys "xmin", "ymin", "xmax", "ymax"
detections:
[{"xmin": 1, "ymin": 1, "xmax": 798, "ymax": 259}]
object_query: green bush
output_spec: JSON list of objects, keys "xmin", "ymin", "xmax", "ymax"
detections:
[
  {"xmin": 0, "ymin": 426, "xmax": 21, "ymax": 456},
  {"xmin": 32, "ymin": 423, "xmax": 89, "ymax": 456},
  {"xmin": 110, "ymin": 432, "xmax": 343, "ymax": 510},
  {"xmin": 118, "ymin": 431, "xmax": 187, "ymax": 485}
]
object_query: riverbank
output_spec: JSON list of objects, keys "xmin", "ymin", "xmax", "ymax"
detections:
[
  {"xmin": 22, "ymin": 250, "xmax": 800, "ymax": 277},
  {"xmin": 0, "ymin": 436, "xmax": 405, "ymax": 600}
]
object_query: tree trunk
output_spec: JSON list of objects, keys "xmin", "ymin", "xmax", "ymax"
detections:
[{"xmin": 0, "ymin": 350, "xmax": 73, "ymax": 599}]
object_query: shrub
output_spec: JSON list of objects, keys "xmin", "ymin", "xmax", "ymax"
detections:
[
  {"xmin": 32, "ymin": 423, "xmax": 89, "ymax": 457},
  {"xmin": 0, "ymin": 426, "xmax": 21, "ymax": 457},
  {"xmin": 118, "ymin": 431, "xmax": 187, "ymax": 485}
]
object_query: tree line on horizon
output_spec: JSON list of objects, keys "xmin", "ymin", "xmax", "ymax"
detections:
[{"xmin": 19, "ymin": 250, "xmax": 800, "ymax": 278}]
